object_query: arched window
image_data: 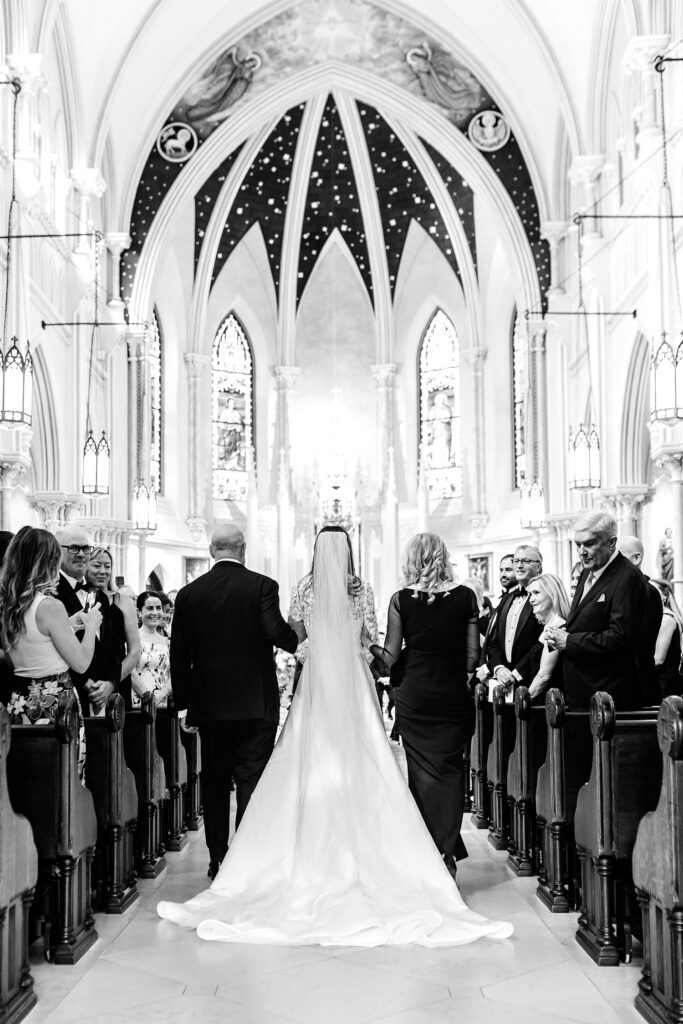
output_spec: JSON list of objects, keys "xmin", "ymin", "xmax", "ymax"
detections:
[
  {"xmin": 150, "ymin": 310, "xmax": 163, "ymax": 494},
  {"xmin": 511, "ymin": 311, "xmax": 527, "ymax": 488},
  {"xmin": 212, "ymin": 313, "xmax": 253, "ymax": 500},
  {"xmin": 419, "ymin": 309, "xmax": 462, "ymax": 498}
]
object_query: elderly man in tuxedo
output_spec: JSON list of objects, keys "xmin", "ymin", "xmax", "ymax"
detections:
[
  {"xmin": 54, "ymin": 524, "xmax": 115, "ymax": 713},
  {"xmin": 618, "ymin": 535, "xmax": 663, "ymax": 706},
  {"xmin": 546, "ymin": 511, "xmax": 648, "ymax": 710},
  {"xmin": 484, "ymin": 544, "xmax": 544, "ymax": 694},
  {"xmin": 170, "ymin": 522, "xmax": 299, "ymax": 880}
]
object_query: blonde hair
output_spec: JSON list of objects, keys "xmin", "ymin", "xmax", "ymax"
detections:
[
  {"xmin": 88, "ymin": 546, "xmax": 118, "ymax": 598},
  {"xmin": 401, "ymin": 532, "xmax": 455, "ymax": 603},
  {"xmin": 651, "ymin": 578, "xmax": 683, "ymax": 630},
  {"xmin": 532, "ymin": 573, "xmax": 570, "ymax": 620},
  {"xmin": 0, "ymin": 526, "xmax": 61, "ymax": 647}
]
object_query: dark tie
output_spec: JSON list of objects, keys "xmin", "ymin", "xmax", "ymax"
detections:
[
  {"xmin": 74, "ymin": 581, "xmax": 88, "ymax": 592},
  {"xmin": 516, "ymin": 587, "xmax": 527, "ymax": 597}
]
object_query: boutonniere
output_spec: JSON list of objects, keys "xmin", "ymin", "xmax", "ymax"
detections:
[{"xmin": 597, "ymin": 593, "xmax": 606, "ymax": 603}]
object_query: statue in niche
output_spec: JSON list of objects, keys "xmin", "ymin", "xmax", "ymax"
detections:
[
  {"xmin": 405, "ymin": 42, "xmax": 483, "ymax": 124},
  {"xmin": 657, "ymin": 527, "xmax": 674, "ymax": 582},
  {"xmin": 185, "ymin": 48, "xmax": 263, "ymax": 125},
  {"xmin": 426, "ymin": 391, "xmax": 453, "ymax": 469},
  {"xmin": 218, "ymin": 396, "xmax": 245, "ymax": 469}
]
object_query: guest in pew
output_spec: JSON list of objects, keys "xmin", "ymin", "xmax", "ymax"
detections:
[
  {"xmin": 484, "ymin": 544, "xmax": 544, "ymax": 699},
  {"xmin": 86, "ymin": 547, "xmax": 141, "ymax": 711},
  {"xmin": 512, "ymin": 574, "xmax": 570, "ymax": 704},
  {"xmin": 131, "ymin": 591, "xmax": 171, "ymax": 708},
  {"xmin": 0, "ymin": 529, "xmax": 14, "ymax": 706},
  {"xmin": 546, "ymin": 511, "xmax": 648, "ymax": 710},
  {"xmin": 370, "ymin": 532, "xmax": 479, "ymax": 882},
  {"xmin": 650, "ymin": 579, "xmax": 683, "ymax": 699},
  {"xmin": 462, "ymin": 575, "xmax": 493, "ymax": 636},
  {"xmin": 569, "ymin": 561, "xmax": 583, "ymax": 600},
  {"xmin": 476, "ymin": 553, "xmax": 516, "ymax": 684},
  {"xmin": 0, "ymin": 527, "xmax": 102, "ymax": 775},
  {"xmin": 618, "ymin": 535, "xmax": 664, "ymax": 706}
]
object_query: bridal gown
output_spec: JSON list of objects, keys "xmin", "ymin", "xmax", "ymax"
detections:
[{"xmin": 157, "ymin": 573, "xmax": 513, "ymax": 946}]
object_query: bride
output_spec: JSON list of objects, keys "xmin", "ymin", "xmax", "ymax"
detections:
[{"xmin": 157, "ymin": 526, "xmax": 512, "ymax": 946}]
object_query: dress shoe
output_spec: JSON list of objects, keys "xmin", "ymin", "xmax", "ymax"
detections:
[
  {"xmin": 443, "ymin": 854, "xmax": 458, "ymax": 884},
  {"xmin": 207, "ymin": 860, "xmax": 220, "ymax": 881}
]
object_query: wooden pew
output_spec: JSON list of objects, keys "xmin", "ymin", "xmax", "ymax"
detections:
[
  {"xmin": 0, "ymin": 704, "xmax": 38, "ymax": 1023},
  {"xmin": 535, "ymin": 688, "xmax": 593, "ymax": 912},
  {"xmin": 84, "ymin": 694, "xmax": 139, "ymax": 914},
  {"xmin": 506, "ymin": 686, "xmax": 548, "ymax": 876},
  {"xmin": 574, "ymin": 693, "xmax": 660, "ymax": 966},
  {"xmin": 486, "ymin": 685, "xmax": 516, "ymax": 850},
  {"xmin": 155, "ymin": 694, "xmax": 188, "ymax": 852},
  {"xmin": 180, "ymin": 728, "xmax": 202, "ymax": 831},
  {"xmin": 632, "ymin": 696, "xmax": 683, "ymax": 1024},
  {"xmin": 123, "ymin": 691, "xmax": 167, "ymax": 878},
  {"xmin": 6, "ymin": 691, "xmax": 98, "ymax": 964},
  {"xmin": 470, "ymin": 682, "xmax": 494, "ymax": 829}
]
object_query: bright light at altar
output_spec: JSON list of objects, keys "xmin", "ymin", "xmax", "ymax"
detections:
[{"xmin": 519, "ymin": 477, "xmax": 545, "ymax": 530}]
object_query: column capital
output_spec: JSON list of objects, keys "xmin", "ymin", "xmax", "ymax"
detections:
[
  {"xmin": 371, "ymin": 363, "xmax": 398, "ymax": 386},
  {"xmin": 569, "ymin": 155, "xmax": 606, "ymax": 187},
  {"xmin": 69, "ymin": 167, "xmax": 107, "ymax": 198},
  {"xmin": 462, "ymin": 347, "xmax": 487, "ymax": 373},
  {"xmin": 183, "ymin": 351, "xmax": 211, "ymax": 368},
  {"xmin": 540, "ymin": 221, "xmax": 569, "ymax": 247},
  {"xmin": 104, "ymin": 232, "xmax": 131, "ymax": 257},
  {"xmin": 469, "ymin": 513, "xmax": 489, "ymax": 540},
  {"xmin": 6, "ymin": 53, "xmax": 47, "ymax": 93},
  {"xmin": 186, "ymin": 515, "xmax": 207, "ymax": 543},
  {"xmin": 273, "ymin": 364, "xmax": 300, "ymax": 388},
  {"xmin": 622, "ymin": 34, "xmax": 670, "ymax": 74}
]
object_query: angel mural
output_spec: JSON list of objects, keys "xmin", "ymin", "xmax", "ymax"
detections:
[
  {"xmin": 185, "ymin": 47, "xmax": 263, "ymax": 125},
  {"xmin": 406, "ymin": 41, "xmax": 483, "ymax": 124}
]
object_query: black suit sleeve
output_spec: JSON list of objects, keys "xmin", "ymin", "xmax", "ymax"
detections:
[
  {"xmin": 260, "ymin": 578, "xmax": 299, "ymax": 654},
  {"xmin": 565, "ymin": 571, "xmax": 646, "ymax": 658},
  {"xmin": 484, "ymin": 593, "xmax": 511, "ymax": 670},
  {"xmin": 514, "ymin": 641, "xmax": 543, "ymax": 685},
  {"xmin": 169, "ymin": 589, "xmax": 191, "ymax": 712}
]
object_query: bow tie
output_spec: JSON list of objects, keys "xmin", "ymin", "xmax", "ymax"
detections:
[
  {"xmin": 74, "ymin": 581, "xmax": 88, "ymax": 593},
  {"xmin": 515, "ymin": 587, "xmax": 528, "ymax": 598}
]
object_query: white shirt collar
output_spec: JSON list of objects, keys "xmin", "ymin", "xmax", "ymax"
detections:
[
  {"xmin": 214, "ymin": 557, "xmax": 243, "ymax": 566},
  {"xmin": 60, "ymin": 569, "xmax": 84, "ymax": 588},
  {"xmin": 590, "ymin": 549, "xmax": 619, "ymax": 582}
]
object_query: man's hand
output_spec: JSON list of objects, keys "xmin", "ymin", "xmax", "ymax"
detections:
[
  {"xmin": 475, "ymin": 665, "xmax": 490, "ymax": 682},
  {"xmin": 68, "ymin": 610, "xmax": 85, "ymax": 630},
  {"xmin": 546, "ymin": 627, "xmax": 568, "ymax": 651},
  {"xmin": 178, "ymin": 709, "xmax": 198, "ymax": 734},
  {"xmin": 85, "ymin": 679, "xmax": 115, "ymax": 711},
  {"xmin": 493, "ymin": 666, "xmax": 515, "ymax": 687}
]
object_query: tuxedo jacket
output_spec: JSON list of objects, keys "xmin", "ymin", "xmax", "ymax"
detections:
[
  {"xmin": 638, "ymin": 578, "xmax": 664, "ymax": 706},
  {"xmin": 485, "ymin": 588, "xmax": 543, "ymax": 674},
  {"xmin": 562, "ymin": 552, "xmax": 648, "ymax": 711},
  {"xmin": 170, "ymin": 561, "xmax": 299, "ymax": 726},
  {"xmin": 55, "ymin": 574, "xmax": 120, "ymax": 705}
]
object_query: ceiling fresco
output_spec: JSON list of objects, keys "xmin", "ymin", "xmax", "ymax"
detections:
[{"xmin": 120, "ymin": 0, "xmax": 549, "ymax": 311}]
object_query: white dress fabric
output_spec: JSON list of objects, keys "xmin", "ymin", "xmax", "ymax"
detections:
[{"xmin": 157, "ymin": 534, "xmax": 513, "ymax": 947}]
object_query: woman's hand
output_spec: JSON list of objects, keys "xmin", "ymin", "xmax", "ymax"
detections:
[{"xmin": 81, "ymin": 605, "xmax": 103, "ymax": 633}]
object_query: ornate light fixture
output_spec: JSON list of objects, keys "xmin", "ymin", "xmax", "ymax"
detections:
[
  {"xmin": 568, "ymin": 422, "xmax": 601, "ymax": 489},
  {"xmin": 82, "ymin": 429, "xmax": 110, "ymax": 495},
  {"xmin": 520, "ymin": 476, "xmax": 545, "ymax": 530},
  {"xmin": 650, "ymin": 330, "xmax": 683, "ymax": 422},
  {"xmin": 132, "ymin": 481, "xmax": 157, "ymax": 531},
  {"xmin": 0, "ymin": 79, "xmax": 32, "ymax": 425}
]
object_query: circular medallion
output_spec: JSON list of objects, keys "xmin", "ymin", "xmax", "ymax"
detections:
[
  {"xmin": 156, "ymin": 122, "xmax": 198, "ymax": 163},
  {"xmin": 467, "ymin": 110, "xmax": 510, "ymax": 152}
]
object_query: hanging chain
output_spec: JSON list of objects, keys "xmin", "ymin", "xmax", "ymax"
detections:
[
  {"xmin": 658, "ymin": 66, "xmax": 683, "ymax": 326},
  {"xmin": 2, "ymin": 81, "xmax": 20, "ymax": 355}
]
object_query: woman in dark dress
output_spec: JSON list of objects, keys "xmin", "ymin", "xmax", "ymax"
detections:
[
  {"xmin": 371, "ymin": 532, "xmax": 478, "ymax": 882},
  {"xmin": 650, "ymin": 578, "xmax": 683, "ymax": 698},
  {"xmin": 85, "ymin": 548, "xmax": 140, "ymax": 709}
]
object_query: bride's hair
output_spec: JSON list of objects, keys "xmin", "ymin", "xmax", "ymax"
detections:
[
  {"xmin": 304, "ymin": 525, "xmax": 362, "ymax": 596},
  {"xmin": 401, "ymin": 532, "xmax": 455, "ymax": 603}
]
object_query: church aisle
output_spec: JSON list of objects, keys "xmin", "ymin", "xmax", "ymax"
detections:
[{"xmin": 25, "ymin": 816, "xmax": 644, "ymax": 1024}]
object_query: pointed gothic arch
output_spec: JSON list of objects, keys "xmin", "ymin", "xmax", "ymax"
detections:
[
  {"xmin": 212, "ymin": 311, "xmax": 254, "ymax": 501},
  {"xmin": 419, "ymin": 309, "xmax": 462, "ymax": 499}
]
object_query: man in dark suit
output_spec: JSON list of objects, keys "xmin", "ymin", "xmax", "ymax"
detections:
[
  {"xmin": 476, "ymin": 552, "xmax": 516, "ymax": 683},
  {"xmin": 546, "ymin": 511, "xmax": 648, "ymax": 710},
  {"xmin": 484, "ymin": 544, "xmax": 544, "ymax": 695},
  {"xmin": 55, "ymin": 525, "xmax": 115, "ymax": 713},
  {"xmin": 170, "ymin": 523, "xmax": 299, "ymax": 879},
  {"xmin": 618, "ymin": 535, "xmax": 663, "ymax": 706}
]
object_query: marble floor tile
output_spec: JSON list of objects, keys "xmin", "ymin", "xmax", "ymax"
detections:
[{"xmin": 34, "ymin": 961, "xmax": 185, "ymax": 1024}]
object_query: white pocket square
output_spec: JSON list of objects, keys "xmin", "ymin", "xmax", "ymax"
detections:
[{"xmin": 597, "ymin": 594, "xmax": 606, "ymax": 603}]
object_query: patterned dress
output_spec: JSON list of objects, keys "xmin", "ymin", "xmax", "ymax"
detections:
[
  {"xmin": 132, "ymin": 636, "xmax": 171, "ymax": 708},
  {"xmin": 289, "ymin": 576, "xmax": 378, "ymax": 665}
]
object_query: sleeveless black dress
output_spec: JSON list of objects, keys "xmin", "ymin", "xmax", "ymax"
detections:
[{"xmin": 385, "ymin": 586, "xmax": 478, "ymax": 861}]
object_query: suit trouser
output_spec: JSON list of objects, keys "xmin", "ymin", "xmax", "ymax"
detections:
[{"xmin": 198, "ymin": 719, "xmax": 277, "ymax": 864}]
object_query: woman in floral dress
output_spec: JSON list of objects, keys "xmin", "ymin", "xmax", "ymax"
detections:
[{"xmin": 131, "ymin": 591, "xmax": 171, "ymax": 707}]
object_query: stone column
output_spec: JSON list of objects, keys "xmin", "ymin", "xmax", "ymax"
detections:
[
  {"xmin": 104, "ymin": 232, "xmax": 131, "ymax": 315},
  {"xmin": 69, "ymin": 169, "xmax": 106, "ymax": 252},
  {"xmin": 541, "ymin": 221, "xmax": 568, "ymax": 295},
  {"xmin": 598, "ymin": 486, "xmax": 652, "ymax": 537},
  {"xmin": 272, "ymin": 365, "xmax": 299, "ymax": 482},
  {"xmin": 184, "ymin": 352, "xmax": 211, "ymax": 542},
  {"xmin": 5, "ymin": 54, "xmax": 46, "ymax": 184},
  {"xmin": 380, "ymin": 447, "xmax": 399, "ymax": 614},
  {"xmin": 371, "ymin": 363, "xmax": 397, "ymax": 492},
  {"xmin": 526, "ymin": 320, "xmax": 548, "ymax": 507},
  {"xmin": 545, "ymin": 514, "xmax": 576, "ymax": 582},
  {"xmin": 463, "ymin": 348, "xmax": 488, "ymax": 534},
  {"xmin": 622, "ymin": 35, "xmax": 670, "ymax": 157},
  {"xmin": 569, "ymin": 156, "xmax": 606, "ymax": 238}
]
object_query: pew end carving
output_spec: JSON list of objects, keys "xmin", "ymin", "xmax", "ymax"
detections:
[
  {"xmin": 123, "ymin": 691, "xmax": 167, "ymax": 878},
  {"xmin": 507, "ymin": 686, "xmax": 547, "ymax": 876},
  {"xmin": 470, "ymin": 683, "xmax": 493, "ymax": 829},
  {"xmin": 155, "ymin": 694, "xmax": 189, "ymax": 852},
  {"xmin": 487, "ymin": 685, "xmax": 516, "ymax": 851}
]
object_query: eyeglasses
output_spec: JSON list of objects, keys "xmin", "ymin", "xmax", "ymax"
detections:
[
  {"xmin": 61, "ymin": 544, "xmax": 93, "ymax": 556},
  {"xmin": 512, "ymin": 558, "xmax": 541, "ymax": 567}
]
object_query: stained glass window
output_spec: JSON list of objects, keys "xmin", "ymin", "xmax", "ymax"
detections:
[
  {"xmin": 512, "ymin": 311, "xmax": 527, "ymax": 488},
  {"xmin": 150, "ymin": 311, "xmax": 163, "ymax": 494},
  {"xmin": 212, "ymin": 313, "xmax": 253, "ymax": 500},
  {"xmin": 419, "ymin": 310, "xmax": 462, "ymax": 498}
]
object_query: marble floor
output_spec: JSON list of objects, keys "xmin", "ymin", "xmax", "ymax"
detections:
[{"xmin": 25, "ymin": 731, "xmax": 646, "ymax": 1024}]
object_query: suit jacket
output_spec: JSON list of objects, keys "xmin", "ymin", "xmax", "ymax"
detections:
[
  {"xmin": 638, "ymin": 577, "xmax": 664, "ymax": 706},
  {"xmin": 170, "ymin": 560, "xmax": 299, "ymax": 726},
  {"xmin": 485, "ymin": 588, "xmax": 543, "ymax": 674},
  {"xmin": 55, "ymin": 574, "xmax": 119, "ymax": 706},
  {"xmin": 562, "ymin": 552, "xmax": 648, "ymax": 710}
]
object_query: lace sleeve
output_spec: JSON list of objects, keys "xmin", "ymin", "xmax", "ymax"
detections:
[
  {"xmin": 289, "ymin": 583, "xmax": 303, "ymax": 621},
  {"xmin": 360, "ymin": 582, "xmax": 378, "ymax": 665}
]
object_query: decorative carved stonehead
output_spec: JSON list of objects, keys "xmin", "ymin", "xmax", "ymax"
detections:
[
  {"xmin": 474, "ymin": 681, "xmax": 487, "ymax": 706},
  {"xmin": 545, "ymin": 687, "xmax": 565, "ymax": 728},
  {"xmin": 55, "ymin": 690, "xmax": 79, "ymax": 744},
  {"xmin": 492, "ymin": 684, "xmax": 506, "ymax": 712},
  {"xmin": 106, "ymin": 692, "xmax": 125, "ymax": 734},
  {"xmin": 141, "ymin": 689, "xmax": 157, "ymax": 725},
  {"xmin": 515, "ymin": 685, "xmax": 531, "ymax": 720},
  {"xmin": 590, "ymin": 691, "xmax": 615, "ymax": 740},
  {"xmin": 657, "ymin": 696, "xmax": 683, "ymax": 759}
]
